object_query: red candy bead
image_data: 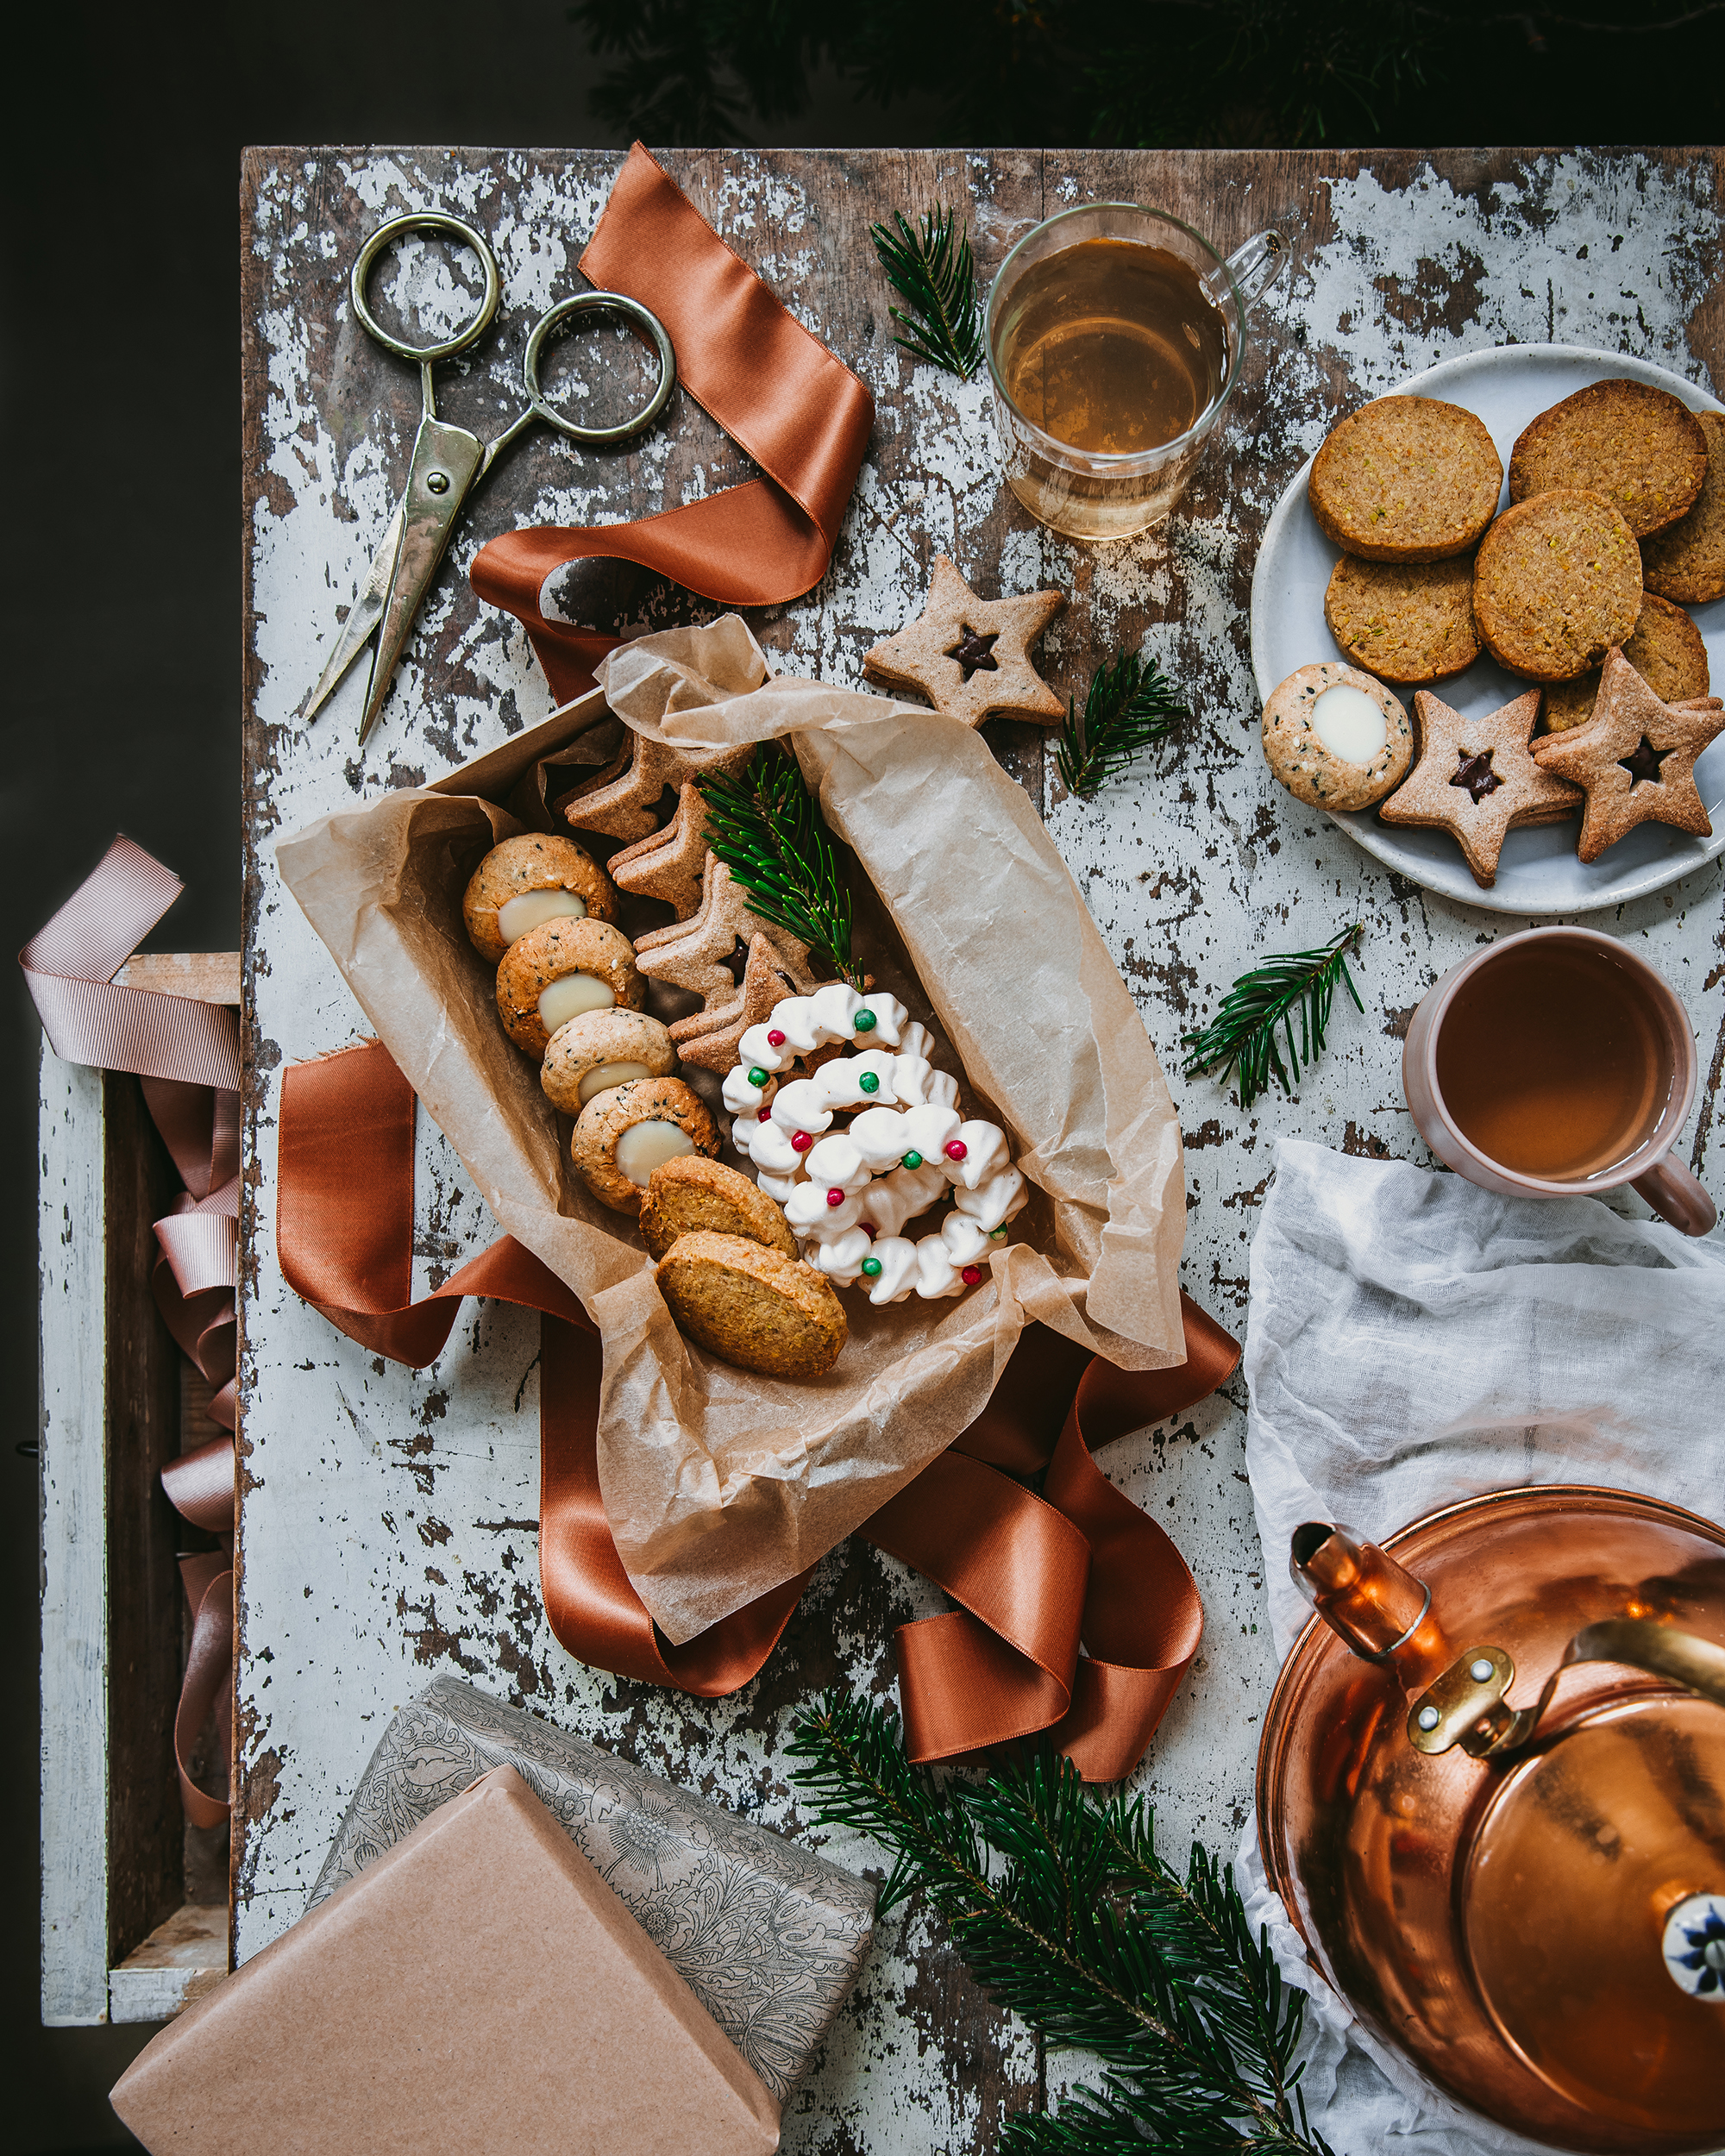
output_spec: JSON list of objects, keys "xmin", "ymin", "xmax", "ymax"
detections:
[
  {"xmin": 860, "ymin": 1221, "xmax": 876, "ymax": 1240},
  {"xmin": 757, "ymin": 1108, "xmax": 771, "ymax": 1122},
  {"xmin": 767, "ymin": 1029, "xmax": 787, "ymax": 1048},
  {"xmin": 825, "ymin": 1187, "xmax": 845, "ymax": 1207},
  {"xmin": 961, "ymin": 1264, "xmax": 982, "ymax": 1285},
  {"xmin": 790, "ymin": 1129, "xmax": 813, "ymax": 1152},
  {"xmin": 944, "ymin": 1139, "xmax": 968, "ymax": 1161}
]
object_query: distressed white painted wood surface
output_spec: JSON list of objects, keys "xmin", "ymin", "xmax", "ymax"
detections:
[
  {"xmin": 39, "ymin": 1047, "xmax": 110, "ymax": 2025},
  {"xmin": 240, "ymin": 147, "xmax": 1725, "ymax": 2147}
]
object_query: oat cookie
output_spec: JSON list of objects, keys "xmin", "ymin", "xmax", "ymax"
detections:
[
  {"xmin": 568, "ymin": 1075, "xmax": 718, "ymax": 1215},
  {"xmin": 862, "ymin": 555, "xmax": 1065, "ymax": 728},
  {"xmin": 1509, "ymin": 379, "xmax": 1708, "ymax": 539},
  {"xmin": 1377, "ymin": 687, "xmax": 1583, "ymax": 887},
  {"xmin": 1642, "ymin": 408, "xmax": 1725, "ymax": 605},
  {"xmin": 1472, "ymin": 490, "xmax": 1642, "ymax": 681},
  {"xmin": 1533, "ymin": 647, "xmax": 1725, "ymax": 863},
  {"xmin": 1308, "ymin": 397, "xmax": 1502, "ymax": 562},
  {"xmin": 495, "ymin": 917, "xmax": 643, "ymax": 1059},
  {"xmin": 540, "ymin": 1007, "xmax": 676, "ymax": 1116},
  {"xmin": 656, "ymin": 1230, "xmax": 847, "ymax": 1379},
  {"xmin": 1540, "ymin": 592, "xmax": 1710, "ymax": 733},
  {"xmin": 461, "ymin": 835, "xmax": 618, "ymax": 964},
  {"xmin": 638, "ymin": 1156, "xmax": 799, "ymax": 1263},
  {"xmin": 1324, "ymin": 555, "xmax": 1481, "ymax": 684},
  {"xmin": 1262, "ymin": 663, "xmax": 1414, "ymax": 811}
]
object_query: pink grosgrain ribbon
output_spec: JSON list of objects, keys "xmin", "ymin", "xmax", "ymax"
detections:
[{"xmin": 22, "ymin": 837, "xmax": 241, "ymax": 1821}]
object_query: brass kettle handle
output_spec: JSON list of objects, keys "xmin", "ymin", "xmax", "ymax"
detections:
[{"xmin": 1408, "ymin": 1618, "xmax": 1725, "ymax": 1761}]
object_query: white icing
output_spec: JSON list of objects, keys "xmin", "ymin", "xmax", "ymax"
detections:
[
  {"xmin": 728, "ymin": 1117, "xmax": 756, "ymax": 1162},
  {"xmin": 941, "ymin": 1213, "xmax": 993, "ymax": 1264},
  {"xmin": 898, "ymin": 1021, "xmax": 934, "ymax": 1061},
  {"xmin": 577, "ymin": 1059, "xmax": 651, "ymax": 1105},
  {"xmin": 809, "ymin": 1228, "xmax": 873, "ymax": 1285},
  {"xmin": 900, "ymin": 1102, "xmax": 962, "ymax": 1163},
  {"xmin": 848, "ymin": 1106, "xmax": 912, "ymax": 1175},
  {"xmin": 538, "ymin": 974, "xmax": 613, "ymax": 1032},
  {"xmin": 856, "ymin": 991, "xmax": 910, "ymax": 1046},
  {"xmin": 809, "ymin": 982, "xmax": 864, "ymax": 1039},
  {"xmin": 722, "ymin": 1066, "xmax": 768, "ymax": 1114},
  {"xmin": 952, "ymin": 1167, "xmax": 1028, "ymax": 1232},
  {"xmin": 768, "ymin": 1078, "xmax": 832, "ymax": 1137},
  {"xmin": 747, "ymin": 1120, "xmax": 804, "ymax": 1178},
  {"xmin": 498, "ymin": 889, "xmax": 586, "ymax": 943},
  {"xmin": 816, "ymin": 1049, "xmax": 900, "ymax": 1110},
  {"xmin": 1312, "ymin": 682, "xmax": 1388, "ymax": 764},
  {"xmin": 863, "ymin": 1235, "xmax": 919, "ymax": 1304},
  {"xmin": 942, "ymin": 1119, "xmax": 1010, "ymax": 1191},
  {"xmin": 613, "ymin": 1120, "xmax": 695, "ymax": 1187},
  {"xmin": 913, "ymin": 1236, "xmax": 963, "ymax": 1298},
  {"xmin": 803, "ymin": 1133, "xmax": 872, "ymax": 1194},
  {"xmin": 737, "ymin": 1022, "xmax": 794, "ymax": 1075},
  {"xmin": 858, "ymin": 1160, "xmax": 948, "ymax": 1238},
  {"xmin": 756, "ymin": 1169, "xmax": 801, "ymax": 1203},
  {"xmin": 785, "ymin": 1182, "xmax": 865, "ymax": 1238},
  {"xmin": 894, "ymin": 1062, "xmax": 959, "ymax": 1112},
  {"xmin": 771, "ymin": 997, "xmax": 825, "ymax": 1054}
]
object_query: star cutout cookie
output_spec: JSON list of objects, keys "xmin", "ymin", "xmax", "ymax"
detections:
[
  {"xmin": 1378, "ymin": 688, "xmax": 1583, "ymax": 887},
  {"xmin": 635, "ymin": 857, "xmax": 812, "ymax": 1016},
  {"xmin": 1533, "ymin": 646, "xmax": 1725, "ymax": 864},
  {"xmin": 557, "ymin": 732, "xmax": 750, "ymax": 844},
  {"xmin": 862, "ymin": 555, "xmax": 1066, "ymax": 728},
  {"xmin": 673, "ymin": 932, "xmax": 820, "ymax": 1075},
  {"xmin": 606, "ymin": 780, "xmax": 712, "ymax": 917}
]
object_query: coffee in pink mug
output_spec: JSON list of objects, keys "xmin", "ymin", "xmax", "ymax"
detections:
[{"xmin": 1402, "ymin": 924, "xmax": 1716, "ymax": 1236}]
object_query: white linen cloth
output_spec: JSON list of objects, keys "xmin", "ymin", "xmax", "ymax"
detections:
[{"xmin": 1237, "ymin": 1137, "xmax": 1725, "ymax": 2156}]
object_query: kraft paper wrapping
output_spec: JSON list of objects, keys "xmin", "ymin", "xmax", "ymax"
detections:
[{"xmin": 278, "ymin": 617, "xmax": 1186, "ymax": 1644}]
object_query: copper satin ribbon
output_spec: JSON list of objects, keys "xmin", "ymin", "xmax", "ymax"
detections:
[
  {"xmin": 468, "ymin": 142, "xmax": 875, "ymax": 705},
  {"xmin": 22, "ymin": 837, "xmax": 242, "ymax": 1821},
  {"xmin": 279, "ymin": 1041, "xmax": 1240, "ymax": 1780}
]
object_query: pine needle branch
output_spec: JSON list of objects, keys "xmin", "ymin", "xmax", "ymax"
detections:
[
  {"xmin": 695, "ymin": 746, "xmax": 862, "ymax": 987},
  {"xmin": 869, "ymin": 206, "xmax": 986, "ymax": 379},
  {"xmin": 788, "ymin": 1691, "xmax": 1334, "ymax": 2156},
  {"xmin": 1056, "ymin": 649, "xmax": 1189, "ymax": 797},
  {"xmin": 1180, "ymin": 924, "xmax": 1364, "ymax": 1112}
]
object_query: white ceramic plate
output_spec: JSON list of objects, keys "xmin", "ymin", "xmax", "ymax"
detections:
[{"xmin": 1250, "ymin": 345, "xmax": 1725, "ymax": 915}]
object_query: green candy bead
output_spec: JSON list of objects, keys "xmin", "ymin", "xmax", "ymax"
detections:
[
  {"xmin": 853, "ymin": 1008, "xmax": 877, "ymax": 1032},
  {"xmin": 860, "ymin": 1257, "xmax": 883, "ymax": 1277},
  {"xmin": 858, "ymin": 1070, "xmax": 880, "ymax": 1094},
  {"xmin": 902, "ymin": 1150, "xmax": 923, "ymax": 1170},
  {"xmin": 990, "ymin": 1226, "xmax": 1009, "ymax": 1239},
  {"xmin": 746, "ymin": 1067, "xmax": 768, "ymax": 1087}
]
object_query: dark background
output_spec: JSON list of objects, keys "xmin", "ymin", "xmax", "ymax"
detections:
[{"xmin": 3, "ymin": 0, "xmax": 1720, "ymax": 2142}]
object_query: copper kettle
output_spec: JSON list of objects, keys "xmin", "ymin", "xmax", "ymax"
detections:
[{"xmin": 1258, "ymin": 1485, "xmax": 1725, "ymax": 2153}]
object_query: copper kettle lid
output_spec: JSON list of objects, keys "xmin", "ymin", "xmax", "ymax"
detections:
[{"xmin": 1258, "ymin": 1484, "xmax": 1725, "ymax": 2155}]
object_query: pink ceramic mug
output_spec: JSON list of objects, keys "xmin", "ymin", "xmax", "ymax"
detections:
[{"xmin": 1402, "ymin": 925, "xmax": 1716, "ymax": 1237}]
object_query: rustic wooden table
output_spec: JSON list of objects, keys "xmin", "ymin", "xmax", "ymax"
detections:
[{"xmin": 238, "ymin": 147, "xmax": 1725, "ymax": 2148}]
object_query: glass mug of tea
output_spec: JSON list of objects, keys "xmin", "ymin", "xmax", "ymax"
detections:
[
  {"xmin": 1402, "ymin": 925, "xmax": 1716, "ymax": 1236},
  {"xmin": 985, "ymin": 202, "xmax": 1287, "ymax": 542}
]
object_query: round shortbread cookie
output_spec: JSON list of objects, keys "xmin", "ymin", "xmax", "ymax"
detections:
[
  {"xmin": 1261, "ymin": 662, "xmax": 1414, "ymax": 812},
  {"xmin": 569, "ymin": 1076, "xmax": 718, "ymax": 1216},
  {"xmin": 1509, "ymin": 378, "xmax": 1707, "ymax": 540},
  {"xmin": 496, "ymin": 918, "xmax": 643, "ymax": 1059},
  {"xmin": 1540, "ymin": 592, "xmax": 1711, "ymax": 732},
  {"xmin": 541, "ymin": 1008, "xmax": 676, "ymax": 1115},
  {"xmin": 638, "ymin": 1156, "xmax": 798, "ymax": 1263},
  {"xmin": 1324, "ymin": 555, "xmax": 1481, "ymax": 684},
  {"xmin": 462, "ymin": 834, "xmax": 617, "ymax": 965},
  {"xmin": 1308, "ymin": 397, "xmax": 1502, "ymax": 562},
  {"xmin": 656, "ymin": 1230, "xmax": 847, "ymax": 1379},
  {"xmin": 1471, "ymin": 489, "xmax": 1642, "ymax": 682},
  {"xmin": 1641, "ymin": 408, "xmax": 1725, "ymax": 605}
]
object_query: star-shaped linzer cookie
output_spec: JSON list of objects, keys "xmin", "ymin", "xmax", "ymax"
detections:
[
  {"xmin": 1532, "ymin": 646, "xmax": 1725, "ymax": 864},
  {"xmin": 1377, "ymin": 688, "xmax": 1583, "ymax": 888},
  {"xmin": 606, "ymin": 780, "xmax": 712, "ymax": 918},
  {"xmin": 558, "ymin": 733, "xmax": 750, "ymax": 845},
  {"xmin": 673, "ymin": 932, "xmax": 820, "ymax": 1075},
  {"xmin": 635, "ymin": 857, "xmax": 812, "ymax": 1015},
  {"xmin": 862, "ymin": 555, "xmax": 1066, "ymax": 729}
]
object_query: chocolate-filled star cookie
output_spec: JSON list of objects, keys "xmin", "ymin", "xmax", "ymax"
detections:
[
  {"xmin": 863, "ymin": 555, "xmax": 1065, "ymax": 728},
  {"xmin": 1378, "ymin": 688, "xmax": 1582, "ymax": 887},
  {"xmin": 1532, "ymin": 647, "xmax": 1725, "ymax": 863}
]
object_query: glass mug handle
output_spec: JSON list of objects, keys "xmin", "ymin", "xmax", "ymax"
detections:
[
  {"xmin": 1632, "ymin": 1154, "xmax": 1718, "ymax": 1237},
  {"xmin": 1209, "ymin": 229, "xmax": 1288, "ymax": 315}
]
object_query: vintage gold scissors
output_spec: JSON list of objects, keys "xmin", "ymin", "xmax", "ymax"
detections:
[{"xmin": 303, "ymin": 210, "xmax": 675, "ymax": 745}]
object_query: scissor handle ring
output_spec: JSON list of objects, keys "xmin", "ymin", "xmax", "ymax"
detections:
[
  {"xmin": 350, "ymin": 211, "xmax": 503, "ymax": 365},
  {"xmin": 524, "ymin": 292, "xmax": 677, "ymax": 447}
]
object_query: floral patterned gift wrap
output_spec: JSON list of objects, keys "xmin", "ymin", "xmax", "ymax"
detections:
[{"xmin": 308, "ymin": 1677, "xmax": 875, "ymax": 2098}]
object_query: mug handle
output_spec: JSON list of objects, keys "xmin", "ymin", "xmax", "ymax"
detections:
[
  {"xmin": 1223, "ymin": 230, "xmax": 1288, "ymax": 313},
  {"xmin": 1632, "ymin": 1155, "xmax": 1717, "ymax": 1237}
]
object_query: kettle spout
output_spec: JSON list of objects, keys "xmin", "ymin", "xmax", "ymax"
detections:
[{"xmin": 1290, "ymin": 1521, "xmax": 1449, "ymax": 1687}]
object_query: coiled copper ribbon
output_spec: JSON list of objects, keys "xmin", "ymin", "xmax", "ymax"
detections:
[
  {"xmin": 22, "ymin": 837, "xmax": 242, "ymax": 1822},
  {"xmin": 468, "ymin": 142, "xmax": 875, "ymax": 705},
  {"xmin": 279, "ymin": 1041, "xmax": 1239, "ymax": 1781}
]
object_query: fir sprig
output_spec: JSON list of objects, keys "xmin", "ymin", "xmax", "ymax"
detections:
[
  {"xmin": 788, "ymin": 1692, "xmax": 1332, "ymax": 2156},
  {"xmin": 1181, "ymin": 924, "xmax": 1364, "ymax": 1112},
  {"xmin": 1057, "ymin": 650, "xmax": 1189, "ymax": 797},
  {"xmin": 695, "ymin": 745, "xmax": 862, "ymax": 987},
  {"xmin": 869, "ymin": 206, "xmax": 986, "ymax": 379}
]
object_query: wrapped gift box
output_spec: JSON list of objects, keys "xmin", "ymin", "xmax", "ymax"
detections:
[
  {"xmin": 111, "ymin": 1765, "xmax": 781, "ymax": 2156},
  {"xmin": 308, "ymin": 1677, "xmax": 875, "ymax": 2099}
]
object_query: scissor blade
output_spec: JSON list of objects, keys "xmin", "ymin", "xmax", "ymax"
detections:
[
  {"xmin": 302, "ymin": 501, "xmax": 404, "ymax": 724},
  {"xmin": 358, "ymin": 415, "xmax": 486, "ymax": 746}
]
